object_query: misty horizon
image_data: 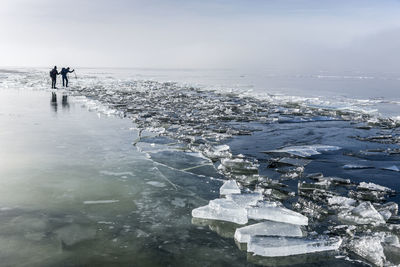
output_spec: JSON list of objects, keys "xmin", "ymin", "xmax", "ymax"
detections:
[{"xmin": 1, "ymin": 0, "xmax": 400, "ymax": 72}]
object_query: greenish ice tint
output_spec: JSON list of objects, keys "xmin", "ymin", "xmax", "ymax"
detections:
[{"xmin": 0, "ymin": 89, "xmax": 249, "ymax": 267}]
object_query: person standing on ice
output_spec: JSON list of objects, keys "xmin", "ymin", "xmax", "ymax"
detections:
[
  {"xmin": 49, "ymin": 66, "xmax": 60, "ymax": 89},
  {"xmin": 60, "ymin": 67, "xmax": 75, "ymax": 87}
]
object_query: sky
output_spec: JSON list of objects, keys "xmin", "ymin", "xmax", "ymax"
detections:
[{"xmin": 1, "ymin": 0, "xmax": 400, "ymax": 71}]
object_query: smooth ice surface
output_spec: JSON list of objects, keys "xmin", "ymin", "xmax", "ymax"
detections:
[
  {"xmin": 55, "ymin": 224, "xmax": 96, "ymax": 246},
  {"xmin": 83, "ymin": 200, "xmax": 120, "ymax": 204},
  {"xmin": 247, "ymin": 202, "xmax": 309, "ymax": 225},
  {"xmin": 338, "ymin": 202, "xmax": 386, "ymax": 225},
  {"xmin": 264, "ymin": 145, "xmax": 341, "ymax": 157},
  {"xmin": 220, "ymin": 180, "xmax": 241, "ymax": 195},
  {"xmin": 226, "ymin": 192, "xmax": 263, "ymax": 208},
  {"xmin": 0, "ymin": 89, "xmax": 258, "ymax": 266},
  {"xmin": 248, "ymin": 236, "xmax": 342, "ymax": 257},
  {"xmin": 192, "ymin": 199, "xmax": 248, "ymax": 224},
  {"xmin": 234, "ymin": 221, "xmax": 303, "ymax": 243}
]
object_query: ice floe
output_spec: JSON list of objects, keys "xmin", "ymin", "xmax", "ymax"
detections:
[{"xmin": 263, "ymin": 145, "xmax": 341, "ymax": 157}]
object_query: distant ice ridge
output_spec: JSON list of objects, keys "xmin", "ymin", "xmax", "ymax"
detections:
[{"xmin": 263, "ymin": 145, "xmax": 341, "ymax": 157}]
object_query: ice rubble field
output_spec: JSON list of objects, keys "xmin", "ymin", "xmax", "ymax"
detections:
[{"xmin": 2, "ymin": 69, "xmax": 400, "ymax": 266}]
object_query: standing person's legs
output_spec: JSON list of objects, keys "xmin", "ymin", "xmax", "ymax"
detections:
[
  {"xmin": 62, "ymin": 76, "xmax": 65, "ymax": 87},
  {"xmin": 66, "ymin": 77, "xmax": 69, "ymax": 87},
  {"xmin": 51, "ymin": 78, "xmax": 55, "ymax": 88}
]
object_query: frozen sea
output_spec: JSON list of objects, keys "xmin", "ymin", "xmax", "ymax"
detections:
[{"xmin": 0, "ymin": 68, "xmax": 399, "ymax": 266}]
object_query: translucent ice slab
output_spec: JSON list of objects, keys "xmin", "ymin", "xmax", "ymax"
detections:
[
  {"xmin": 349, "ymin": 236, "xmax": 386, "ymax": 267},
  {"xmin": 220, "ymin": 180, "xmax": 241, "ymax": 195},
  {"xmin": 192, "ymin": 198, "xmax": 248, "ymax": 225},
  {"xmin": 234, "ymin": 221, "xmax": 303, "ymax": 243},
  {"xmin": 247, "ymin": 202, "xmax": 308, "ymax": 225},
  {"xmin": 263, "ymin": 145, "xmax": 341, "ymax": 157},
  {"xmin": 226, "ymin": 192, "xmax": 263, "ymax": 208},
  {"xmin": 248, "ymin": 236, "xmax": 342, "ymax": 257},
  {"xmin": 358, "ymin": 182, "xmax": 394, "ymax": 193}
]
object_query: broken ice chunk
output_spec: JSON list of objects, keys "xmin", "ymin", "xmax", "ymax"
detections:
[
  {"xmin": 220, "ymin": 180, "xmax": 241, "ymax": 195},
  {"xmin": 376, "ymin": 202, "xmax": 398, "ymax": 221},
  {"xmin": 271, "ymin": 157, "xmax": 311, "ymax": 167},
  {"xmin": 225, "ymin": 192, "xmax": 263, "ymax": 208},
  {"xmin": 202, "ymin": 144, "xmax": 232, "ymax": 161},
  {"xmin": 234, "ymin": 221, "xmax": 303, "ymax": 244},
  {"xmin": 247, "ymin": 236, "xmax": 342, "ymax": 257},
  {"xmin": 247, "ymin": 202, "xmax": 308, "ymax": 225},
  {"xmin": 338, "ymin": 202, "xmax": 386, "ymax": 225},
  {"xmin": 327, "ymin": 196, "xmax": 357, "ymax": 207},
  {"xmin": 219, "ymin": 158, "xmax": 259, "ymax": 175},
  {"xmin": 263, "ymin": 145, "xmax": 340, "ymax": 157},
  {"xmin": 192, "ymin": 198, "xmax": 248, "ymax": 224},
  {"xmin": 349, "ymin": 236, "xmax": 386, "ymax": 267},
  {"xmin": 358, "ymin": 182, "xmax": 394, "ymax": 193},
  {"xmin": 313, "ymin": 176, "xmax": 351, "ymax": 185}
]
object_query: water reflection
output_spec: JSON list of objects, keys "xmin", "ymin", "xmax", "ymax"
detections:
[
  {"xmin": 50, "ymin": 93, "xmax": 70, "ymax": 112},
  {"xmin": 50, "ymin": 92, "xmax": 57, "ymax": 112},
  {"xmin": 62, "ymin": 94, "xmax": 69, "ymax": 110}
]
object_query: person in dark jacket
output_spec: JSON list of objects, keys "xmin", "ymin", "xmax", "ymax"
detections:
[
  {"xmin": 60, "ymin": 67, "xmax": 75, "ymax": 87},
  {"xmin": 50, "ymin": 66, "xmax": 59, "ymax": 89}
]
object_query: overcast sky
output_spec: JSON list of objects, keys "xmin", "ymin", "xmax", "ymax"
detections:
[{"xmin": 1, "ymin": 0, "xmax": 400, "ymax": 71}]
